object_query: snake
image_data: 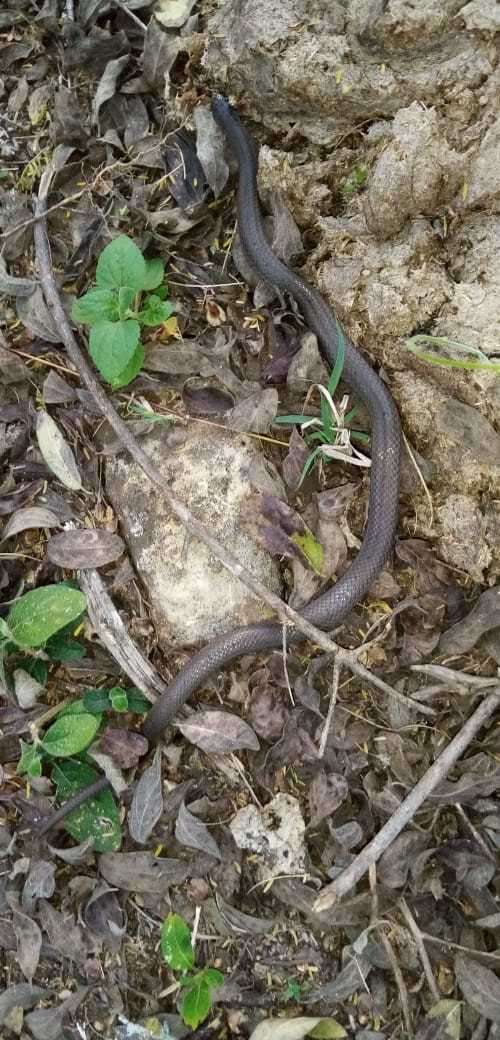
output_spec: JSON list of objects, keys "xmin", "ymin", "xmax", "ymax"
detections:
[{"xmin": 37, "ymin": 96, "xmax": 401, "ymax": 834}]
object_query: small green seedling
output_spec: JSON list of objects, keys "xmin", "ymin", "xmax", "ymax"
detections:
[
  {"xmin": 406, "ymin": 334, "xmax": 500, "ymax": 374},
  {"xmin": 160, "ymin": 913, "xmax": 224, "ymax": 1029},
  {"xmin": 71, "ymin": 235, "xmax": 173, "ymax": 389},
  {"xmin": 16, "ymin": 683, "xmax": 149, "ymax": 851},
  {"xmin": 275, "ymin": 328, "xmax": 371, "ymax": 485},
  {"xmin": 3, "ymin": 584, "xmax": 148, "ymax": 851},
  {"xmin": 341, "ymin": 163, "xmax": 368, "ymax": 201}
]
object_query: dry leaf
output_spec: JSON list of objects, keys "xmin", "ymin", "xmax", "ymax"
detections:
[
  {"xmin": 1, "ymin": 506, "xmax": 59, "ymax": 541},
  {"xmin": 36, "ymin": 411, "xmax": 82, "ymax": 491},
  {"xmin": 99, "ymin": 851, "xmax": 189, "ymax": 893},
  {"xmin": 46, "ymin": 528, "xmax": 124, "ymax": 569},
  {"xmin": 128, "ymin": 747, "xmax": 164, "ymax": 844},
  {"xmin": 177, "ymin": 710, "xmax": 259, "ymax": 754},
  {"xmin": 455, "ymin": 954, "xmax": 500, "ymax": 1021},
  {"xmin": 13, "ymin": 911, "xmax": 42, "ymax": 981},
  {"xmin": 175, "ymin": 801, "xmax": 221, "ymax": 860},
  {"xmin": 0, "ymin": 985, "xmax": 48, "ymax": 1026},
  {"xmin": 308, "ymin": 771, "xmax": 349, "ymax": 825}
]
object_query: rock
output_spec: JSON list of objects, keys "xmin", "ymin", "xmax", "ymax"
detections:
[
  {"xmin": 229, "ymin": 793, "xmax": 307, "ymax": 881},
  {"xmin": 316, "ymin": 217, "xmax": 449, "ymax": 343},
  {"xmin": 204, "ymin": 0, "xmax": 492, "ymax": 145},
  {"xmin": 440, "ymin": 586, "xmax": 500, "ymax": 655},
  {"xmin": 106, "ymin": 426, "xmax": 283, "ymax": 648},
  {"xmin": 438, "ymin": 214, "xmax": 500, "ymax": 357},
  {"xmin": 390, "ymin": 370, "xmax": 500, "ymax": 496},
  {"xmin": 437, "ymin": 493, "xmax": 491, "ymax": 583},
  {"xmin": 467, "ymin": 114, "xmax": 500, "ymax": 210},
  {"xmin": 363, "ymin": 104, "xmax": 465, "ymax": 240},
  {"xmin": 460, "ymin": 0, "xmax": 500, "ymax": 30}
]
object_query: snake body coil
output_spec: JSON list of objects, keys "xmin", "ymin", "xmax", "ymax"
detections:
[
  {"xmin": 37, "ymin": 98, "xmax": 402, "ymax": 835},
  {"xmin": 143, "ymin": 98, "xmax": 402, "ymax": 739}
]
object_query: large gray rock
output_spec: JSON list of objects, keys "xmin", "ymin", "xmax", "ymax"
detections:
[{"xmin": 106, "ymin": 426, "xmax": 283, "ymax": 648}]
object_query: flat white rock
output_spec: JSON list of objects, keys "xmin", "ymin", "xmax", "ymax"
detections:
[{"xmin": 106, "ymin": 426, "xmax": 283, "ymax": 648}]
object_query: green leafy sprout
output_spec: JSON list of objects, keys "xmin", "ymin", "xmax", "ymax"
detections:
[
  {"xmin": 274, "ymin": 328, "xmax": 371, "ymax": 485},
  {"xmin": 340, "ymin": 163, "xmax": 368, "ymax": 201},
  {"xmin": 2, "ymin": 583, "xmax": 149, "ymax": 851},
  {"xmin": 160, "ymin": 913, "xmax": 224, "ymax": 1029},
  {"xmin": 71, "ymin": 235, "xmax": 173, "ymax": 389},
  {"xmin": 406, "ymin": 334, "xmax": 500, "ymax": 373}
]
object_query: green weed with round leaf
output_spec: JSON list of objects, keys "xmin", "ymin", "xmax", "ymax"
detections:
[{"xmin": 71, "ymin": 235, "xmax": 174, "ymax": 389}]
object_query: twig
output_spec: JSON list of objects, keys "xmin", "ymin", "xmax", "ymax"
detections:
[
  {"xmin": 34, "ymin": 170, "xmax": 437, "ymax": 725},
  {"xmin": 453, "ymin": 802, "xmax": 495, "ymax": 861},
  {"xmin": 402, "ymin": 431, "xmax": 434, "ymax": 530},
  {"xmin": 399, "ymin": 898, "xmax": 440, "ymax": 1002},
  {"xmin": 418, "ymin": 933, "xmax": 500, "ymax": 964},
  {"xmin": 318, "ymin": 658, "xmax": 340, "ymax": 757},
  {"xmin": 379, "ymin": 926, "xmax": 413, "ymax": 1039},
  {"xmin": 410, "ymin": 664, "xmax": 499, "ymax": 689},
  {"xmin": 313, "ymin": 688, "xmax": 500, "ymax": 912},
  {"xmin": 282, "ymin": 624, "xmax": 295, "ymax": 706},
  {"xmin": 112, "ymin": 0, "xmax": 146, "ymax": 31},
  {"xmin": 79, "ymin": 569, "xmax": 167, "ymax": 702},
  {"xmin": 0, "ymin": 151, "xmax": 182, "ymax": 243}
]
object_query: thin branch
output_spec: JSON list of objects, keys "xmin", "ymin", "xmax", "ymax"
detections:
[
  {"xmin": 399, "ymin": 898, "xmax": 440, "ymax": 1002},
  {"xmin": 379, "ymin": 926, "xmax": 413, "ymax": 1039},
  {"xmin": 454, "ymin": 802, "xmax": 495, "ymax": 861},
  {"xmin": 79, "ymin": 569, "xmax": 169, "ymax": 702},
  {"xmin": 111, "ymin": 0, "xmax": 146, "ymax": 31},
  {"xmin": 313, "ymin": 688, "xmax": 500, "ymax": 911},
  {"xmin": 318, "ymin": 658, "xmax": 340, "ymax": 757}
]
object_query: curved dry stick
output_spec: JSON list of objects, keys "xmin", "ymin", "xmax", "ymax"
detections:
[{"xmin": 314, "ymin": 687, "xmax": 500, "ymax": 912}]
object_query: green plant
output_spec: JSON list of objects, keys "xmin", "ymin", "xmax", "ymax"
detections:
[
  {"xmin": 160, "ymin": 913, "xmax": 224, "ymax": 1029},
  {"xmin": 71, "ymin": 235, "xmax": 173, "ymax": 389},
  {"xmin": 16, "ymin": 684, "xmax": 148, "ymax": 851},
  {"xmin": 406, "ymin": 334, "xmax": 500, "ymax": 373},
  {"xmin": 340, "ymin": 163, "xmax": 368, "ymax": 201},
  {"xmin": 274, "ymin": 329, "xmax": 371, "ymax": 485}
]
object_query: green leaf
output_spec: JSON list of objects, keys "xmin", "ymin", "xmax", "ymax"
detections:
[
  {"xmin": 298, "ymin": 446, "xmax": 322, "ymax": 488},
  {"xmin": 179, "ymin": 975, "xmax": 212, "ymax": 1029},
  {"xmin": 179, "ymin": 980, "xmax": 210, "ymax": 1029},
  {"xmin": 201, "ymin": 968, "xmax": 224, "ymax": 992},
  {"xmin": 118, "ymin": 286, "xmax": 137, "ymax": 319},
  {"xmin": 95, "ymin": 235, "xmax": 147, "ymax": 291},
  {"xmin": 285, "ymin": 978, "xmax": 302, "ymax": 1001},
  {"xmin": 124, "ymin": 688, "xmax": 151, "ymax": 713},
  {"xmin": 108, "ymin": 343, "xmax": 144, "ymax": 389},
  {"xmin": 83, "ymin": 689, "xmax": 112, "ymax": 713},
  {"xmin": 7, "ymin": 585, "xmax": 87, "ymax": 648},
  {"xmin": 142, "ymin": 258, "xmax": 164, "ymax": 291},
  {"xmin": 89, "ymin": 319, "xmax": 140, "ymax": 384},
  {"xmin": 309, "ymin": 1021, "xmax": 347, "ymax": 1039},
  {"xmin": 41, "ymin": 712, "xmax": 100, "ymax": 757},
  {"xmin": 52, "ymin": 759, "xmax": 121, "ymax": 852},
  {"xmin": 22, "ymin": 659, "xmax": 48, "ymax": 685},
  {"xmin": 17, "ymin": 740, "xmax": 42, "ymax": 778},
  {"xmin": 60, "ymin": 698, "xmax": 99, "ymax": 717},
  {"xmin": 290, "ymin": 530, "xmax": 324, "ymax": 574},
  {"xmin": 45, "ymin": 632, "xmax": 85, "ymax": 662},
  {"xmin": 321, "ymin": 324, "xmax": 346, "ymax": 438},
  {"xmin": 110, "ymin": 688, "xmax": 128, "ymax": 712},
  {"xmin": 71, "ymin": 288, "xmax": 119, "ymax": 326},
  {"xmin": 137, "ymin": 295, "xmax": 173, "ymax": 327},
  {"xmin": 274, "ymin": 414, "xmax": 310, "ymax": 425},
  {"xmin": 160, "ymin": 914, "xmax": 194, "ymax": 971}
]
